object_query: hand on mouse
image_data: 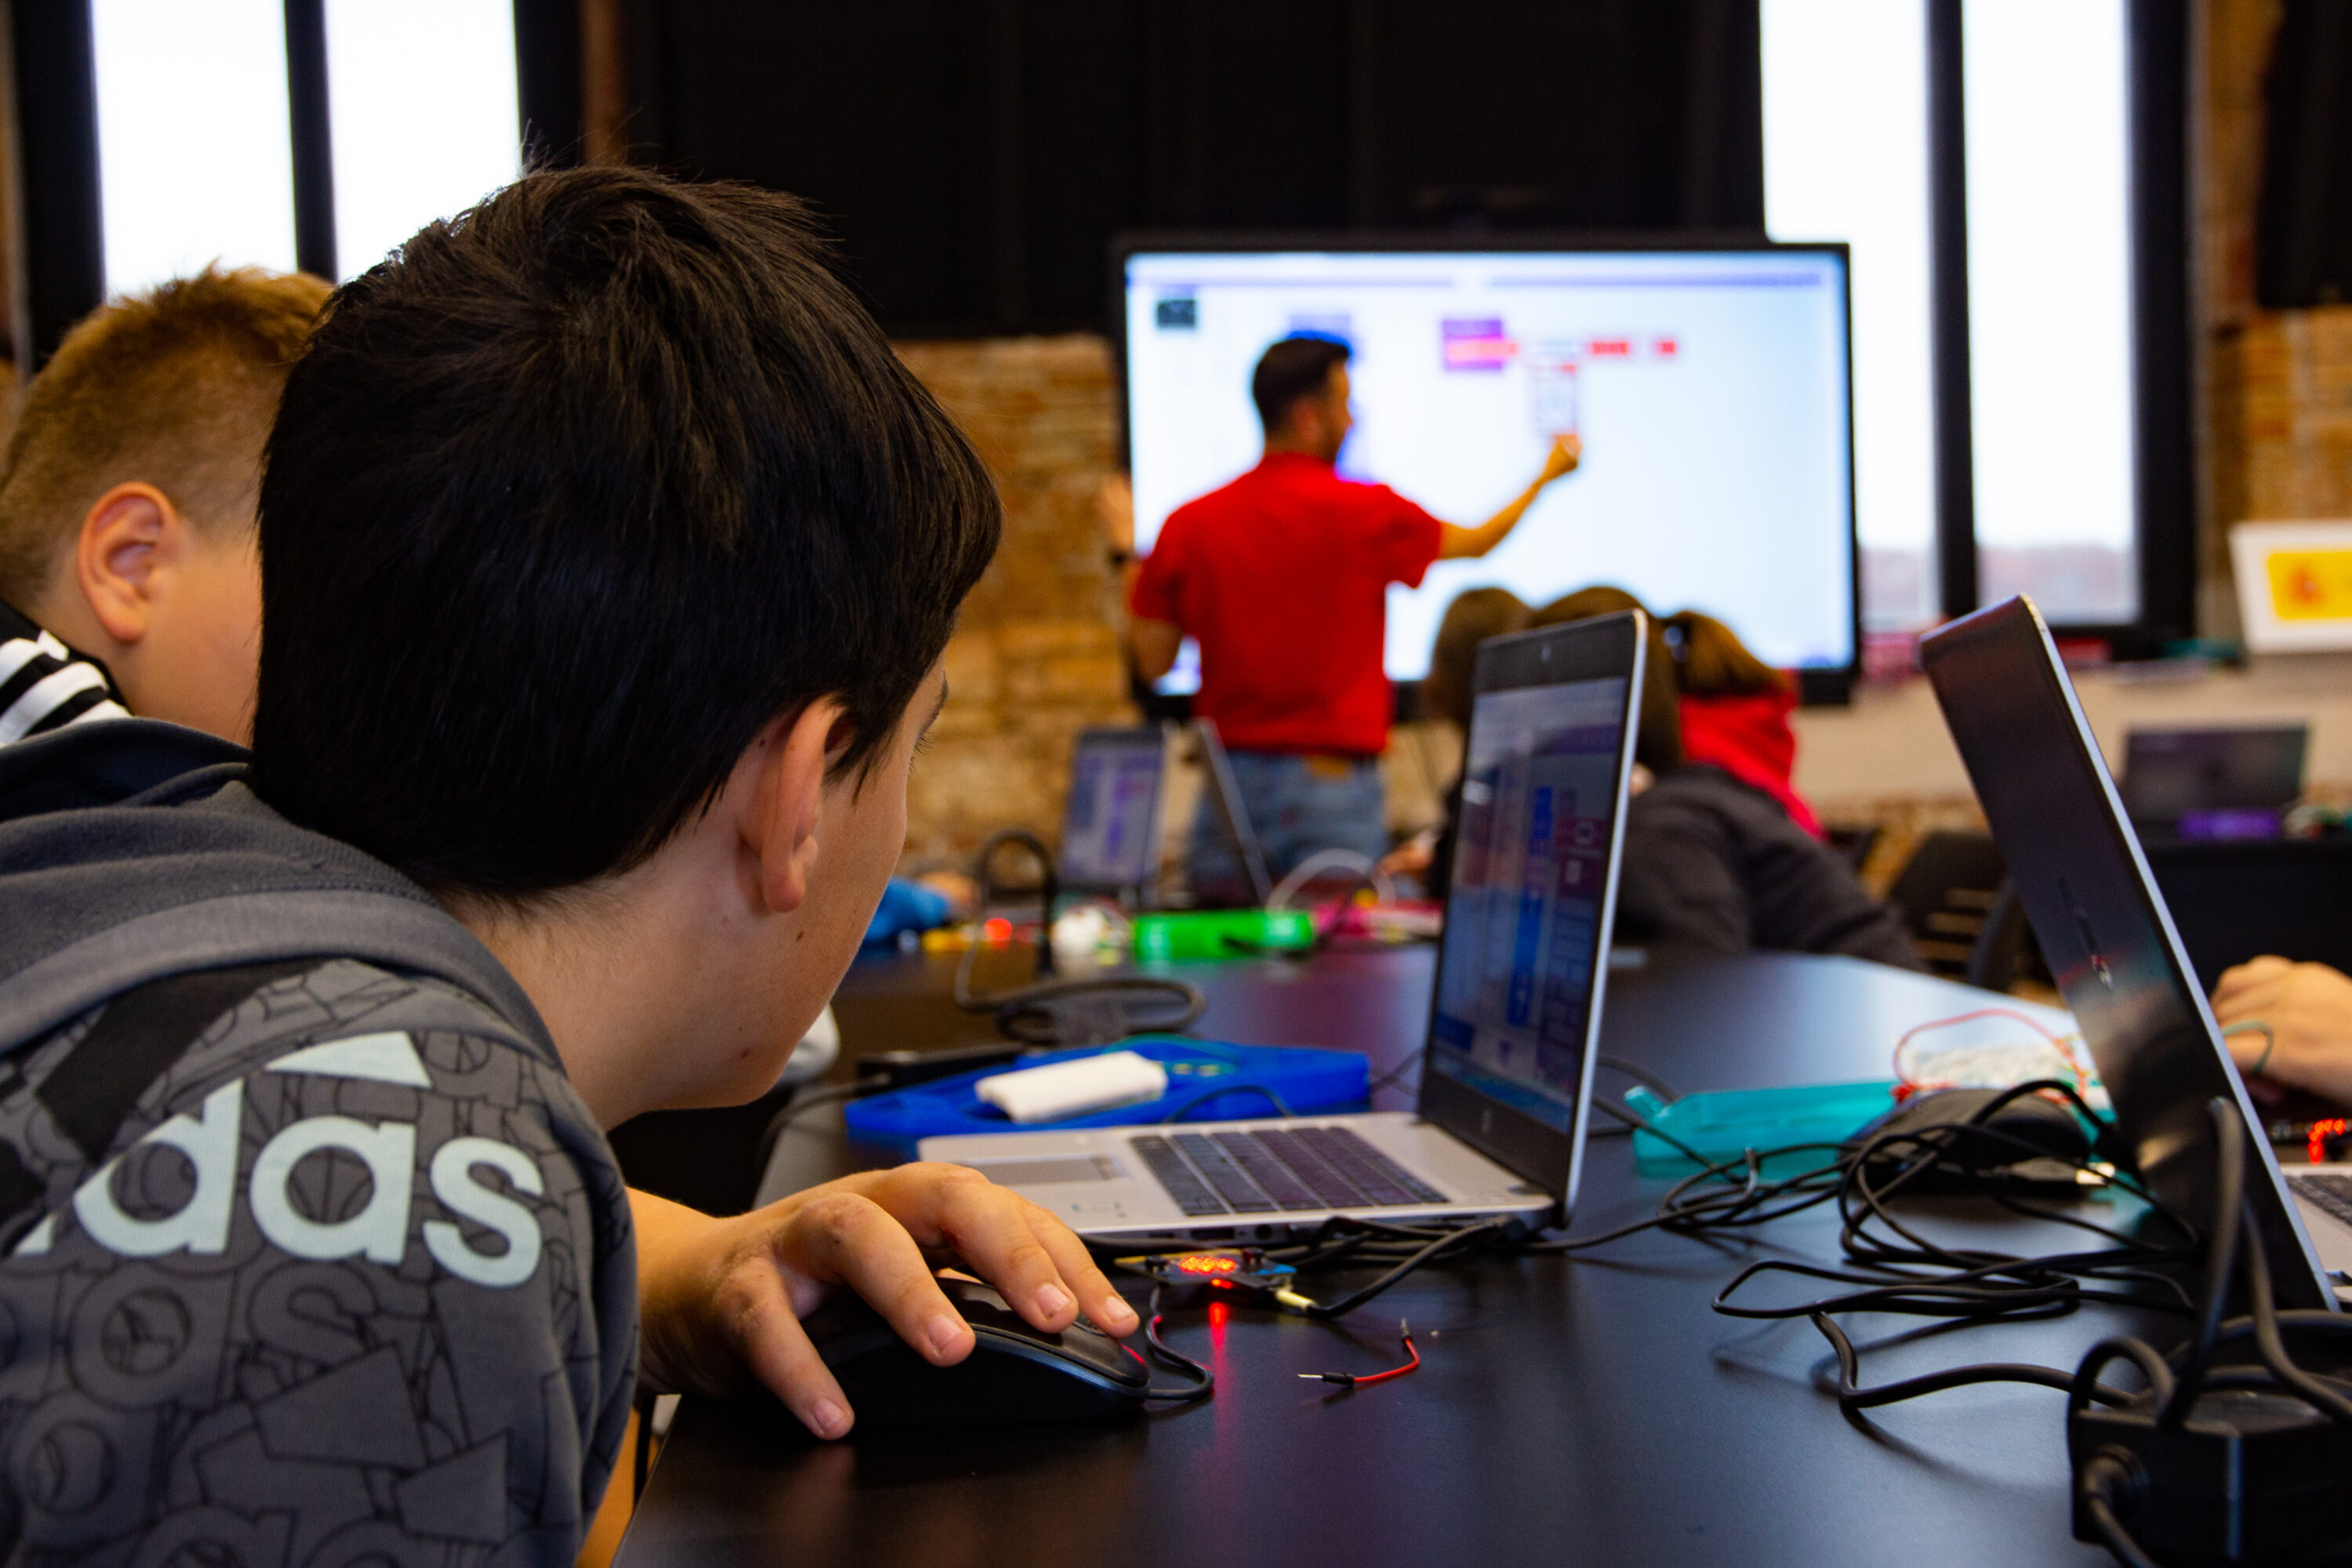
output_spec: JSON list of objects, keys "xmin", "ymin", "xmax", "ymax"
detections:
[
  {"xmin": 2212, "ymin": 956, "xmax": 2352, "ymax": 1107},
  {"xmin": 628, "ymin": 1165, "xmax": 1139, "ymax": 1439}
]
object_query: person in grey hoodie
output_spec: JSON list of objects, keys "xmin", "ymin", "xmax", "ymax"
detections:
[{"xmin": 0, "ymin": 166, "xmax": 1136, "ymax": 1567}]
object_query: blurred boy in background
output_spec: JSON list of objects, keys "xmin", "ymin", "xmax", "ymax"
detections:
[{"xmin": 0, "ymin": 267, "xmax": 330, "ymax": 750}]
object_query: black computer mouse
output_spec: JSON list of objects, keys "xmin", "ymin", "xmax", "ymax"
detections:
[
  {"xmin": 796, "ymin": 1275, "xmax": 1149, "ymax": 1429},
  {"xmin": 1852, "ymin": 1085, "xmax": 2100, "ymax": 1189}
]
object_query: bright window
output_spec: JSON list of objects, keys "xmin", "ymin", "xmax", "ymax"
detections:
[
  {"xmin": 1964, "ymin": 0, "xmax": 2137, "ymax": 623},
  {"xmin": 1763, "ymin": 0, "xmax": 2144, "ymax": 631},
  {"xmin": 323, "ymin": 0, "xmax": 522, "ymax": 281},
  {"xmin": 1762, "ymin": 0, "xmax": 1938, "ymax": 633},
  {"xmin": 92, "ymin": 0, "xmax": 298, "ymax": 296}
]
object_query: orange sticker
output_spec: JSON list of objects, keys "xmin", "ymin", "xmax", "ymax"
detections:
[{"xmin": 2265, "ymin": 549, "xmax": 2352, "ymax": 620}]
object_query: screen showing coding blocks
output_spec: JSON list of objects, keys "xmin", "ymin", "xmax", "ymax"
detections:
[
  {"xmin": 1428, "ymin": 677, "xmax": 1627, "ymax": 1136},
  {"xmin": 1124, "ymin": 250, "xmax": 1856, "ymax": 680}
]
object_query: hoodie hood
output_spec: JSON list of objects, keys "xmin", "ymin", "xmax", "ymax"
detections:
[
  {"xmin": 0, "ymin": 718, "xmax": 553, "ymax": 1062},
  {"xmin": 1677, "ymin": 688, "xmax": 1824, "ymax": 840}
]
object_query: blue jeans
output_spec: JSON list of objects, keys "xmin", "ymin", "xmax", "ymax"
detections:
[{"xmin": 1189, "ymin": 750, "xmax": 1388, "ymax": 902}]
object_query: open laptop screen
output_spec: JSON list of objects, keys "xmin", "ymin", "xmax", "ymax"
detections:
[
  {"xmin": 1059, "ymin": 728, "xmax": 1166, "ymax": 895},
  {"xmin": 1920, "ymin": 597, "xmax": 2333, "ymax": 1309},
  {"xmin": 1417, "ymin": 614, "xmax": 1643, "ymax": 1205},
  {"xmin": 2120, "ymin": 724, "xmax": 2307, "ymax": 824},
  {"xmin": 1430, "ymin": 674, "xmax": 1629, "ymax": 1135}
]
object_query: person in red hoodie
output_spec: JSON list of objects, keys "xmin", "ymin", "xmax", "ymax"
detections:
[
  {"xmin": 1666, "ymin": 607, "xmax": 1824, "ymax": 839},
  {"xmin": 1534, "ymin": 590, "xmax": 1915, "ymax": 965}
]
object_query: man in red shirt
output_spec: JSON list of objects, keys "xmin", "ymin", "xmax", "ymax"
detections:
[{"xmin": 1127, "ymin": 335, "xmax": 1581, "ymax": 898}]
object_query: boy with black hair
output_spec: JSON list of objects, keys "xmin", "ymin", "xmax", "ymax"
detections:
[{"xmin": 0, "ymin": 167, "xmax": 1135, "ymax": 1565}]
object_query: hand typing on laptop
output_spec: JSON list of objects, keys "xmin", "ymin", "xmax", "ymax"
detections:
[{"xmin": 2213, "ymin": 955, "xmax": 2352, "ymax": 1107}]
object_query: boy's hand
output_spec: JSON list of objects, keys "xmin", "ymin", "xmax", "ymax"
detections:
[
  {"xmin": 2213, "ymin": 956, "xmax": 2352, "ymax": 1106},
  {"xmin": 628, "ymin": 1166, "xmax": 1138, "ymax": 1439}
]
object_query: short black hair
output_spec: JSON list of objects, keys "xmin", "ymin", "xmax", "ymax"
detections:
[
  {"xmin": 1250, "ymin": 336, "xmax": 1350, "ymax": 432},
  {"xmin": 253, "ymin": 167, "xmax": 1001, "ymax": 898}
]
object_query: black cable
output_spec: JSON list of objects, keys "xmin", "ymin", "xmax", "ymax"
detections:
[
  {"xmin": 1519, "ymin": 1142, "xmax": 1852, "ymax": 1254},
  {"xmin": 1674, "ymin": 1086, "xmax": 2352, "ymax": 1568},
  {"xmin": 2068, "ymin": 1338, "xmax": 2179, "ymax": 1422},
  {"xmin": 1595, "ymin": 1054, "xmax": 1681, "ymax": 1103},
  {"xmin": 953, "ymin": 938, "xmax": 1207, "ymax": 1044},
  {"xmin": 1115, "ymin": 1214, "xmax": 1523, "ymax": 1329},
  {"xmin": 1139, "ymin": 1282, "xmax": 1214, "ymax": 1403},
  {"xmin": 1280, "ymin": 1216, "xmax": 1515, "ymax": 1319},
  {"xmin": 975, "ymin": 827, "xmax": 1058, "ymax": 977},
  {"xmin": 2080, "ymin": 1461, "xmax": 2162, "ymax": 1568},
  {"xmin": 1500, "ymin": 1084, "xmax": 2352, "ymax": 1566},
  {"xmin": 1586, "ymin": 1095, "xmax": 1719, "ymax": 1167},
  {"xmin": 1368, "ymin": 1050, "xmax": 1675, "ymax": 1109},
  {"xmin": 1811, "ymin": 1308, "xmax": 2136, "ymax": 1412},
  {"xmin": 1366, "ymin": 1047, "xmax": 1423, "ymax": 1097},
  {"xmin": 1530, "ymin": 1085, "xmax": 2199, "ymax": 1403},
  {"xmin": 2237, "ymin": 1183, "xmax": 2352, "ymax": 1428},
  {"xmin": 1160, "ymin": 1083, "xmax": 1293, "ymax": 1123},
  {"xmin": 2159, "ymin": 1098, "xmax": 2244, "ymax": 1427}
]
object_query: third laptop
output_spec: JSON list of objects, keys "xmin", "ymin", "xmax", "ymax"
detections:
[{"xmin": 1920, "ymin": 596, "xmax": 2343, "ymax": 1308}]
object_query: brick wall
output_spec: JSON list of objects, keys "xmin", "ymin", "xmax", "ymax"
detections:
[
  {"xmin": 2230, "ymin": 310, "xmax": 2352, "ymax": 520},
  {"xmin": 2202, "ymin": 1, "xmax": 2352, "ymax": 605},
  {"xmin": 895, "ymin": 336, "xmax": 1134, "ymax": 869}
]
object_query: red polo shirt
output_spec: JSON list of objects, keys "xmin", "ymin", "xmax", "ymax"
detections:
[{"xmin": 1132, "ymin": 452, "xmax": 1444, "ymax": 757}]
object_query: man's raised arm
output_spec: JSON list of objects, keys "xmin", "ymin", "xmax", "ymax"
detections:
[{"xmin": 1437, "ymin": 434, "xmax": 1583, "ymax": 561}]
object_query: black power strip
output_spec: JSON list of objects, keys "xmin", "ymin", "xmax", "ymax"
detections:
[{"xmin": 2072, "ymin": 1386, "xmax": 2352, "ymax": 1563}]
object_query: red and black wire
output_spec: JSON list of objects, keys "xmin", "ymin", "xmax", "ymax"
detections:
[{"xmin": 1300, "ymin": 1319, "xmax": 1421, "ymax": 1388}]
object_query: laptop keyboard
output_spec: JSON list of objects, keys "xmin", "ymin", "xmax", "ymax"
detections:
[
  {"xmin": 2292, "ymin": 1171, "xmax": 2352, "ymax": 1229},
  {"xmin": 1127, "ymin": 1125, "xmax": 1448, "ymax": 1217}
]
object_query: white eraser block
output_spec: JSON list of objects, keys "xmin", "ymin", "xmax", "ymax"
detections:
[{"xmin": 977, "ymin": 1050, "xmax": 1169, "ymax": 1123}]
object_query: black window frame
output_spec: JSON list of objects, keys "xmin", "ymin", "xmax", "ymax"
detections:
[
  {"xmin": 1926, "ymin": 0, "xmax": 2194, "ymax": 655},
  {"xmin": 7, "ymin": 0, "xmax": 572, "ymax": 368}
]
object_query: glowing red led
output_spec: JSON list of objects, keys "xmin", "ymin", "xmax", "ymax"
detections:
[
  {"xmin": 983, "ymin": 916, "xmax": 1012, "ymax": 942},
  {"xmin": 1173, "ymin": 1254, "xmax": 1240, "ymax": 1276},
  {"xmin": 2310, "ymin": 1119, "xmax": 2347, "ymax": 1166}
]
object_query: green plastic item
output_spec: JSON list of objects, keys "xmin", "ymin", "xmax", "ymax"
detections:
[
  {"xmin": 1625, "ymin": 1080, "xmax": 1899, "ymax": 1175},
  {"xmin": 1132, "ymin": 909, "xmax": 1317, "ymax": 962}
]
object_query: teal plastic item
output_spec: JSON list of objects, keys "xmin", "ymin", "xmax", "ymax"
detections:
[{"xmin": 1625, "ymin": 1080, "xmax": 1899, "ymax": 1175}]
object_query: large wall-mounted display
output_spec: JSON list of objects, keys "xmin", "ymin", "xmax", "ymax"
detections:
[{"xmin": 1120, "ymin": 241, "xmax": 1858, "ymax": 691}]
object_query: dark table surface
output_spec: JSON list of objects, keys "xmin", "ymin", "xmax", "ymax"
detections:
[{"xmin": 620, "ymin": 946, "xmax": 2140, "ymax": 1567}]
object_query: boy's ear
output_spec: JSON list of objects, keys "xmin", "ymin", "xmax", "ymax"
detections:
[
  {"xmin": 744, "ymin": 697, "xmax": 848, "ymax": 914},
  {"xmin": 71, "ymin": 483, "xmax": 184, "ymax": 647}
]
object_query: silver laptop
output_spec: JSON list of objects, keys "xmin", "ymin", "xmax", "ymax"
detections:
[
  {"xmin": 1058, "ymin": 726, "xmax": 1170, "ymax": 909},
  {"xmin": 921, "ymin": 612, "xmax": 1650, "ymax": 1244},
  {"xmin": 1919, "ymin": 597, "xmax": 2344, "ymax": 1308}
]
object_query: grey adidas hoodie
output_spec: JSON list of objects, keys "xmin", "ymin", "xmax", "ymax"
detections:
[{"xmin": 0, "ymin": 720, "xmax": 636, "ymax": 1565}]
